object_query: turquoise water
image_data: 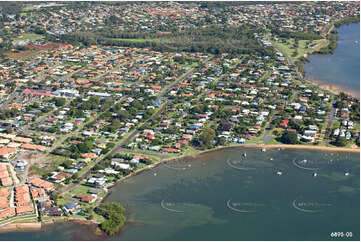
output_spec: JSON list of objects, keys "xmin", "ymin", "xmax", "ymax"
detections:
[
  {"xmin": 0, "ymin": 148, "xmax": 359, "ymax": 241},
  {"xmin": 304, "ymin": 22, "xmax": 360, "ymax": 98}
]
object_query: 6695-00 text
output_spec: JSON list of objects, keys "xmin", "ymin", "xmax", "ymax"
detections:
[{"xmin": 330, "ymin": 232, "xmax": 353, "ymax": 238}]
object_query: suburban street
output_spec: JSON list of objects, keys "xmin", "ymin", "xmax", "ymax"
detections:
[{"xmin": 59, "ymin": 57, "xmax": 211, "ymax": 194}]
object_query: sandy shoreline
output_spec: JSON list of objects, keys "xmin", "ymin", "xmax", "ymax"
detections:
[
  {"xmin": 230, "ymin": 144, "xmax": 360, "ymax": 153},
  {"xmin": 307, "ymin": 77, "xmax": 359, "ymax": 99},
  {"xmin": 0, "ymin": 217, "xmax": 98, "ymax": 233},
  {"xmin": 0, "ymin": 222, "xmax": 41, "ymax": 232}
]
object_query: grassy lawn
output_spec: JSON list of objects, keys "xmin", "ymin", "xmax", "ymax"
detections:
[
  {"xmin": 331, "ymin": 120, "xmax": 341, "ymax": 129},
  {"xmin": 0, "ymin": 214, "xmax": 38, "ymax": 225},
  {"xmin": 13, "ymin": 33, "xmax": 44, "ymax": 41},
  {"xmin": 29, "ymin": 155, "xmax": 68, "ymax": 177},
  {"xmin": 273, "ymin": 38, "xmax": 329, "ymax": 62},
  {"xmin": 129, "ymin": 147, "xmax": 168, "ymax": 157},
  {"xmin": 179, "ymin": 146, "xmax": 200, "ymax": 156},
  {"xmin": 68, "ymin": 184, "xmax": 92, "ymax": 195},
  {"xmin": 108, "ymin": 38, "xmax": 160, "ymax": 43},
  {"xmin": 245, "ymin": 136, "xmax": 264, "ymax": 145},
  {"xmin": 77, "ymin": 160, "xmax": 97, "ymax": 177},
  {"xmin": 273, "ymin": 39, "xmax": 295, "ymax": 57},
  {"xmin": 56, "ymin": 194, "xmax": 73, "ymax": 207},
  {"xmin": 265, "ymin": 138, "xmax": 283, "ymax": 145}
]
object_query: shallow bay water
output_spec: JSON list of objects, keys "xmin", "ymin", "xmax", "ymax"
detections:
[
  {"xmin": 1, "ymin": 148, "xmax": 358, "ymax": 241},
  {"xmin": 304, "ymin": 22, "xmax": 360, "ymax": 98}
]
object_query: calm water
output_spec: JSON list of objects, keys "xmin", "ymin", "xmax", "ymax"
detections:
[
  {"xmin": 304, "ymin": 22, "xmax": 360, "ymax": 98},
  {"xmin": 0, "ymin": 148, "xmax": 359, "ymax": 241}
]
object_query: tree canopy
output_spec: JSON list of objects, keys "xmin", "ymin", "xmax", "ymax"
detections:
[
  {"xmin": 280, "ymin": 131, "xmax": 298, "ymax": 144},
  {"xmin": 198, "ymin": 127, "xmax": 216, "ymax": 148},
  {"xmin": 94, "ymin": 202, "xmax": 126, "ymax": 236}
]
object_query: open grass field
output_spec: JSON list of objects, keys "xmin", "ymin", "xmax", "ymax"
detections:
[
  {"xmin": 107, "ymin": 38, "xmax": 160, "ymax": 43},
  {"xmin": 13, "ymin": 33, "xmax": 44, "ymax": 41},
  {"xmin": 273, "ymin": 38, "xmax": 329, "ymax": 62}
]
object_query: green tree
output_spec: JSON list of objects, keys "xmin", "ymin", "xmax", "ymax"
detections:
[
  {"xmin": 117, "ymin": 110, "xmax": 130, "ymax": 121},
  {"xmin": 198, "ymin": 127, "xmax": 216, "ymax": 148},
  {"xmin": 280, "ymin": 131, "xmax": 298, "ymax": 144},
  {"xmin": 94, "ymin": 202, "xmax": 126, "ymax": 236},
  {"xmin": 71, "ymin": 173, "xmax": 79, "ymax": 181},
  {"xmin": 334, "ymin": 136, "xmax": 348, "ymax": 147},
  {"xmin": 62, "ymin": 159, "xmax": 73, "ymax": 169},
  {"xmin": 217, "ymin": 136, "xmax": 227, "ymax": 146},
  {"xmin": 54, "ymin": 97, "xmax": 66, "ymax": 107}
]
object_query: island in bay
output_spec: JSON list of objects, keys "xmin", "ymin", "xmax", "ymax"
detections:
[{"xmin": 0, "ymin": 1, "xmax": 359, "ymax": 241}]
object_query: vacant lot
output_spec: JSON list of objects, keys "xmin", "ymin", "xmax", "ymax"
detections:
[
  {"xmin": 13, "ymin": 33, "xmax": 44, "ymax": 41},
  {"xmin": 4, "ymin": 43, "xmax": 62, "ymax": 60}
]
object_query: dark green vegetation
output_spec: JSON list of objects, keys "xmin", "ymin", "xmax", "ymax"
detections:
[
  {"xmin": 52, "ymin": 26, "xmax": 273, "ymax": 56},
  {"xmin": 197, "ymin": 127, "xmax": 216, "ymax": 149},
  {"xmin": 280, "ymin": 131, "xmax": 299, "ymax": 144},
  {"xmin": 94, "ymin": 202, "xmax": 126, "ymax": 236},
  {"xmin": 333, "ymin": 136, "xmax": 348, "ymax": 147},
  {"xmin": 334, "ymin": 16, "xmax": 360, "ymax": 28},
  {"xmin": 0, "ymin": 2, "xmax": 23, "ymax": 18},
  {"xmin": 271, "ymin": 29, "xmax": 323, "ymax": 40},
  {"xmin": 315, "ymin": 16, "xmax": 359, "ymax": 55},
  {"xmin": 316, "ymin": 33, "xmax": 338, "ymax": 54}
]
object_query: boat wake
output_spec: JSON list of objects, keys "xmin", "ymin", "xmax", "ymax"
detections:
[
  {"xmin": 292, "ymin": 199, "xmax": 322, "ymax": 213},
  {"xmin": 292, "ymin": 159, "xmax": 319, "ymax": 171},
  {"xmin": 226, "ymin": 158, "xmax": 256, "ymax": 171},
  {"xmin": 163, "ymin": 163, "xmax": 188, "ymax": 171},
  {"xmin": 226, "ymin": 199, "xmax": 258, "ymax": 213},
  {"xmin": 160, "ymin": 200, "xmax": 185, "ymax": 213}
]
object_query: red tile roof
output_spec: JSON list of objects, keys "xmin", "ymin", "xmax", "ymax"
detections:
[
  {"xmin": 22, "ymin": 89, "xmax": 51, "ymax": 96},
  {"xmin": 1, "ymin": 177, "xmax": 12, "ymax": 186},
  {"xmin": 16, "ymin": 205, "xmax": 34, "ymax": 214},
  {"xmin": 0, "ymin": 147, "xmax": 16, "ymax": 157},
  {"xmin": 0, "ymin": 207, "xmax": 15, "ymax": 219},
  {"xmin": 21, "ymin": 143, "xmax": 47, "ymax": 151}
]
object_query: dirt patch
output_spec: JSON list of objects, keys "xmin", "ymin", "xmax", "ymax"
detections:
[
  {"xmin": 27, "ymin": 43, "xmax": 62, "ymax": 51},
  {"xmin": 4, "ymin": 43, "xmax": 63, "ymax": 60},
  {"xmin": 4, "ymin": 50, "xmax": 37, "ymax": 59}
]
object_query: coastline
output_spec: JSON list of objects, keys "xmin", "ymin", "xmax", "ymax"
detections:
[
  {"xmin": 105, "ymin": 143, "xmax": 360, "ymax": 189},
  {"xmin": 305, "ymin": 77, "xmax": 359, "ymax": 98},
  {"xmin": 301, "ymin": 22, "xmax": 360, "ymax": 99},
  {"xmin": 0, "ymin": 217, "xmax": 98, "ymax": 233},
  {"xmin": 0, "ymin": 143, "xmax": 358, "ymax": 234},
  {"xmin": 1, "ymin": 22, "xmax": 359, "ymax": 236},
  {"xmin": 0, "ymin": 222, "xmax": 41, "ymax": 232}
]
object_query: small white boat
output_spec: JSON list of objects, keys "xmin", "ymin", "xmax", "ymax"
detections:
[
  {"xmin": 276, "ymin": 171, "xmax": 283, "ymax": 176},
  {"xmin": 301, "ymin": 159, "xmax": 307, "ymax": 164},
  {"xmin": 345, "ymin": 172, "xmax": 350, "ymax": 176},
  {"xmin": 313, "ymin": 173, "xmax": 318, "ymax": 177},
  {"xmin": 261, "ymin": 148, "xmax": 266, "ymax": 152},
  {"xmin": 242, "ymin": 153, "xmax": 247, "ymax": 158},
  {"xmin": 154, "ymin": 173, "xmax": 157, "ymax": 176},
  {"xmin": 270, "ymin": 158, "xmax": 274, "ymax": 161}
]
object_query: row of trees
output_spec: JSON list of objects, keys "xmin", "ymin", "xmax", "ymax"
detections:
[{"xmin": 49, "ymin": 25, "xmax": 273, "ymax": 56}]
